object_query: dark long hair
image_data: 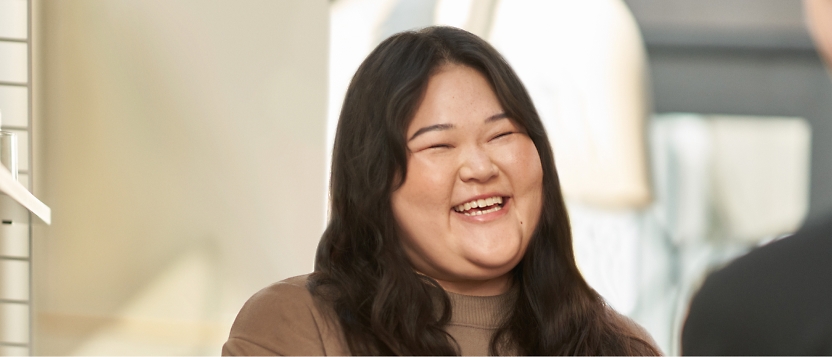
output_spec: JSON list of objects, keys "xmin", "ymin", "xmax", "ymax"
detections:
[{"xmin": 309, "ymin": 26, "xmax": 659, "ymax": 356}]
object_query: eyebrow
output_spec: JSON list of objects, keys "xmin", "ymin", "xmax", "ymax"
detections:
[
  {"xmin": 408, "ymin": 123, "xmax": 454, "ymax": 142},
  {"xmin": 407, "ymin": 112, "xmax": 509, "ymax": 142},
  {"xmin": 486, "ymin": 112, "xmax": 509, "ymax": 122}
]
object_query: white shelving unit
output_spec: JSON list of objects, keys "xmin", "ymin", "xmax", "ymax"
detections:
[
  {"xmin": 0, "ymin": 172, "xmax": 48, "ymax": 356},
  {"xmin": 0, "ymin": 0, "xmax": 51, "ymax": 355},
  {"xmin": 0, "ymin": 167, "xmax": 48, "ymax": 225}
]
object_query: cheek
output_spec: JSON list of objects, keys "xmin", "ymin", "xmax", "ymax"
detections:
[
  {"xmin": 497, "ymin": 140, "xmax": 544, "ymax": 189},
  {"xmin": 521, "ymin": 146, "xmax": 544, "ymax": 185},
  {"xmin": 496, "ymin": 140, "xmax": 544, "ymax": 221},
  {"xmin": 392, "ymin": 156, "xmax": 455, "ymax": 222},
  {"xmin": 391, "ymin": 157, "xmax": 457, "ymax": 266},
  {"xmin": 522, "ymin": 149, "xmax": 544, "ymax": 220},
  {"xmin": 404, "ymin": 155, "xmax": 456, "ymax": 196}
]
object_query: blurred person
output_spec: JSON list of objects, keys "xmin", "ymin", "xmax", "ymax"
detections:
[
  {"xmin": 222, "ymin": 26, "xmax": 660, "ymax": 355},
  {"xmin": 681, "ymin": 0, "xmax": 832, "ymax": 355}
]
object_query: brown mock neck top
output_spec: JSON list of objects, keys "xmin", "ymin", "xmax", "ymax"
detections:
[
  {"xmin": 443, "ymin": 286, "xmax": 517, "ymax": 355},
  {"xmin": 221, "ymin": 274, "xmax": 658, "ymax": 356}
]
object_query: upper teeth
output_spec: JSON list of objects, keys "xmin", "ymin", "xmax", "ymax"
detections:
[{"xmin": 453, "ymin": 196, "xmax": 503, "ymax": 214}]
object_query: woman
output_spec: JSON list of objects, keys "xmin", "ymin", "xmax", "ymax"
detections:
[{"xmin": 223, "ymin": 26, "xmax": 660, "ymax": 356}]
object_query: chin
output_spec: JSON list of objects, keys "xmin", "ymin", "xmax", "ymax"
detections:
[
  {"xmin": 464, "ymin": 252, "xmax": 524, "ymax": 274},
  {"xmin": 461, "ymin": 237, "xmax": 527, "ymax": 269}
]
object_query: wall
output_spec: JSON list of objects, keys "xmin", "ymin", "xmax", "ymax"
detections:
[{"xmin": 31, "ymin": 1, "xmax": 328, "ymax": 354}]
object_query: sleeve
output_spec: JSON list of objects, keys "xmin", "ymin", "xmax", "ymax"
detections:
[{"xmin": 222, "ymin": 281, "xmax": 329, "ymax": 356}]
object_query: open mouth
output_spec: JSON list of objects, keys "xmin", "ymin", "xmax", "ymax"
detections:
[{"xmin": 452, "ymin": 196, "xmax": 506, "ymax": 216}]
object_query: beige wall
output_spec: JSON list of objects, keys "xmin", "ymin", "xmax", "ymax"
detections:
[{"xmin": 31, "ymin": 0, "xmax": 328, "ymax": 354}]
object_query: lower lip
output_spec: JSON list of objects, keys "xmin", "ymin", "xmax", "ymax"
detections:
[{"xmin": 453, "ymin": 198, "xmax": 510, "ymax": 222}]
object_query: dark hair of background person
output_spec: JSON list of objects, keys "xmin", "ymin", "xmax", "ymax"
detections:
[{"xmin": 308, "ymin": 26, "xmax": 659, "ymax": 356}]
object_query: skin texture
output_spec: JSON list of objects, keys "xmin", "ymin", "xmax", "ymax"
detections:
[{"xmin": 390, "ymin": 64, "xmax": 544, "ymax": 296}]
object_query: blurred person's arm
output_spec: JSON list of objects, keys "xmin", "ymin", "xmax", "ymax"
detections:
[{"xmin": 806, "ymin": 0, "xmax": 832, "ymax": 68}]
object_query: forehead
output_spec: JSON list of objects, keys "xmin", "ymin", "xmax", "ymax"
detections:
[{"xmin": 407, "ymin": 64, "xmax": 504, "ymax": 135}]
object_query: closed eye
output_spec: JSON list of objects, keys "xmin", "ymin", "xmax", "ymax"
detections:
[
  {"xmin": 428, "ymin": 144, "xmax": 452, "ymax": 150},
  {"xmin": 491, "ymin": 132, "xmax": 515, "ymax": 141}
]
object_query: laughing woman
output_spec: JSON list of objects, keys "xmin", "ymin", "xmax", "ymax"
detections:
[{"xmin": 222, "ymin": 26, "xmax": 660, "ymax": 356}]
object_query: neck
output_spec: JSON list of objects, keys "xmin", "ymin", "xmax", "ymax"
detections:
[{"xmin": 432, "ymin": 273, "xmax": 513, "ymax": 296}]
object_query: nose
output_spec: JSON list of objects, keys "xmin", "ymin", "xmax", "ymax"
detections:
[{"xmin": 458, "ymin": 146, "xmax": 498, "ymax": 182}]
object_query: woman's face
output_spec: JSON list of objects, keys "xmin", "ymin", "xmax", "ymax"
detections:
[{"xmin": 391, "ymin": 64, "xmax": 543, "ymax": 296}]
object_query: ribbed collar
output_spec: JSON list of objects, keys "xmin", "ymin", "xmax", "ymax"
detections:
[{"xmin": 445, "ymin": 286, "xmax": 517, "ymax": 329}]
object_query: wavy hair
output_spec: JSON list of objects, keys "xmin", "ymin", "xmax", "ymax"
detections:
[{"xmin": 309, "ymin": 26, "xmax": 658, "ymax": 355}]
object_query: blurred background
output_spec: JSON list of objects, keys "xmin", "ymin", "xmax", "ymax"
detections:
[{"xmin": 0, "ymin": 0, "xmax": 828, "ymax": 355}]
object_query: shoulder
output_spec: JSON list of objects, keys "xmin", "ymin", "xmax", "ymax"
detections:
[
  {"xmin": 682, "ymin": 216, "xmax": 832, "ymax": 355},
  {"xmin": 246, "ymin": 274, "xmax": 317, "ymax": 308},
  {"xmin": 694, "ymin": 214, "xmax": 832, "ymax": 305},
  {"xmin": 718, "ymin": 216, "xmax": 832, "ymax": 283},
  {"xmin": 222, "ymin": 274, "xmax": 348, "ymax": 356},
  {"xmin": 605, "ymin": 307, "xmax": 662, "ymax": 355},
  {"xmin": 692, "ymin": 216, "xmax": 832, "ymax": 310}
]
